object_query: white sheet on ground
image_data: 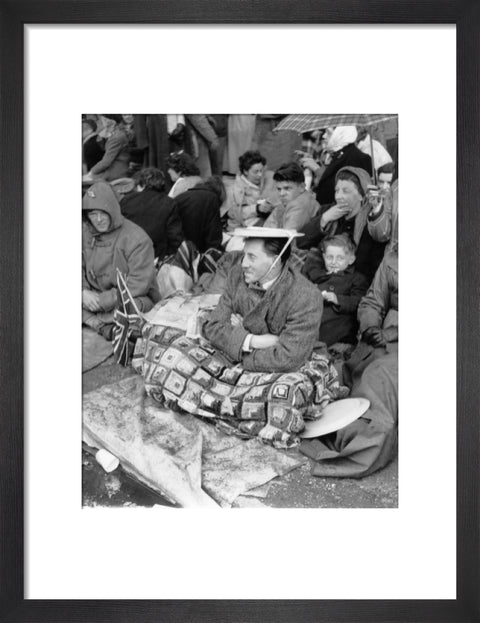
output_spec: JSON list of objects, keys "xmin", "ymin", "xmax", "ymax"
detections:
[{"xmin": 82, "ymin": 375, "xmax": 305, "ymax": 508}]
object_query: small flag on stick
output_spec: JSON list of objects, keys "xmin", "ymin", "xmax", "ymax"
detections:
[{"xmin": 112, "ymin": 269, "xmax": 145, "ymax": 366}]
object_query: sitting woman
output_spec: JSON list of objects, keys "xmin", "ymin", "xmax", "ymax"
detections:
[
  {"xmin": 297, "ymin": 166, "xmax": 387, "ymax": 284},
  {"xmin": 82, "ymin": 181, "xmax": 160, "ymax": 340},
  {"xmin": 120, "ymin": 167, "xmax": 184, "ymax": 262},
  {"xmin": 302, "ymin": 234, "xmax": 368, "ymax": 346},
  {"xmin": 173, "ymin": 175, "xmax": 225, "ymax": 253},
  {"xmin": 166, "ymin": 152, "xmax": 203, "ymax": 199},
  {"xmin": 84, "ymin": 114, "xmax": 130, "ymax": 182},
  {"xmin": 225, "ymin": 150, "xmax": 280, "ymax": 231},
  {"xmin": 300, "ymin": 125, "xmax": 372, "ymax": 206}
]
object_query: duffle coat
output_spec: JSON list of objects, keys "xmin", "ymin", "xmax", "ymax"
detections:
[{"xmin": 82, "ymin": 186, "xmax": 160, "ymax": 313}]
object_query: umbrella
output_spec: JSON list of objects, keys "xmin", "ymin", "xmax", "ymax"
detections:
[
  {"xmin": 274, "ymin": 113, "xmax": 398, "ymax": 183},
  {"xmin": 273, "ymin": 113, "xmax": 397, "ymax": 134}
]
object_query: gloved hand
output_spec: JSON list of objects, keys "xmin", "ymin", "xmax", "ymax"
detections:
[
  {"xmin": 362, "ymin": 326, "xmax": 398, "ymax": 347},
  {"xmin": 362, "ymin": 326, "xmax": 386, "ymax": 347}
]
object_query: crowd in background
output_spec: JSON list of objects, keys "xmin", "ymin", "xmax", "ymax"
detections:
[
  {"xmin": 82, "ymin": 113, "xmax": 399, "ymax": 476},
  {"xmin": 82, "ymin": 113, "xmax": 397, "ymax": 348}
]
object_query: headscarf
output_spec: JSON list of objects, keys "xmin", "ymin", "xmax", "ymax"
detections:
[
  {"xmin": 326, "ymin": 126, "xmax": 358, "ymax": 153},
  {"xmin": 335, "ymin": 166, "xmax": 372, "ymax": 197},
  {"xmin": 357, "ymin": 136, "xmax": 393, "ymax": 170}
]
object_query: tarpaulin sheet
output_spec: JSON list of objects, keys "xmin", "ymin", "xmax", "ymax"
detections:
[{"xmin": 83, "ymin": 375, "xmax": 305, "ymax": 507}]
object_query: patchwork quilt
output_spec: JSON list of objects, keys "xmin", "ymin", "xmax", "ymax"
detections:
[{"xmin": 133, "ymin": 323, "xmax": 348, "ymax": 449}]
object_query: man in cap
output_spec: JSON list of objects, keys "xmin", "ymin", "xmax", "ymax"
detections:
[{"xmin": 203, "ymin": 227, "xmax": 323, "ymax": 372}]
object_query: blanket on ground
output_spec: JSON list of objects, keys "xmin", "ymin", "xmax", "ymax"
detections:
[
  {"xmin": 132, "ymin": 324, "xmax": 348, "ymax": 449},
  {"xmin": 83, "ymin": 375, "xmax": 306, "ymax": 507}
]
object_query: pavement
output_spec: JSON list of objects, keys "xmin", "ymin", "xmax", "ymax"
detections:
[{"xmin": 82, "ymin": 357, "xmax": 398, "ymax": 509}]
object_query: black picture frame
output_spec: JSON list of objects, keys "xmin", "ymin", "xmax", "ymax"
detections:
[{"xmin": 1, "ymin": 1, "xmax": 478, "ymax": 621}]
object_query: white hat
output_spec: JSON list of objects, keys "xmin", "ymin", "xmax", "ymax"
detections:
[
  {"xmin": 233, "ymin": 226, "xmax": 304, "ymax": 239},
  {"xmin": 300, "ymin": 398, "xmax": 370, "ymax": 438}
]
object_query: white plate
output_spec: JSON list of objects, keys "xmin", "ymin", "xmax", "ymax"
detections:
[{"xmin": 299, "ymin": 397, "xmax": 370, "ymax": 439}]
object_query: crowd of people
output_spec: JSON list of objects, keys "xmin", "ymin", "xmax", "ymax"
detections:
[{"xmin": 82, "ymin": 113, "xmax": 398, "ymax": 477}]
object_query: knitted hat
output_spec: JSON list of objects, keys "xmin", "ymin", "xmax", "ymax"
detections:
[{"xmin": 335, "ymin": 166, "xmax": 372, "ymax": 197}]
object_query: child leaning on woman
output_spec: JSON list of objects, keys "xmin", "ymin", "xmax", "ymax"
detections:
[{"xmin": 302, "ymin": 234, "xmax": 368, "ymax": 346}]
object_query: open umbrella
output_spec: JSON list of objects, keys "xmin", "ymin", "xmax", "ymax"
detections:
[
  {"xmin": 274, "ymin": 113, "xmax": 398, "ymax": 183},
  {"xmin": 273, "ymin": 113, "xmax": 397, "ymax": 134}
]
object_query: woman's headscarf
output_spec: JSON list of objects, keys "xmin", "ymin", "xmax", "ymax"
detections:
[
  {"xmin": 326, "ymin": 126, "xmax": 358, "ymax": 153},
  {"xmin": 335, "ymin": 166, "xmax": 372, "ymax": 197}
]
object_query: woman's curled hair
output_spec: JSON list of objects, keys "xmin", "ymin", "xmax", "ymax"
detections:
[
  {"xmin": 165, "ymin": 152, "xmax": 200, "ymax": 177},
  {"xmin": 134, "ymin": 167, "xmax": 166, "ymax": 192},
  {"xmin": 238, "ymin": 150, "xmax": 266, "ymax": 176}
]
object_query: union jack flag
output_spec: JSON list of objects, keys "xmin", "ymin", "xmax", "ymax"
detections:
[{"xmin": 112, "ymin": 269, "xmax": 145, "ymax": 366}]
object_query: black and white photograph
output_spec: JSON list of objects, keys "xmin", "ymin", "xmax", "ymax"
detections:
[
  {"xmin": 21, "ymin": 21, "xmax": 460, "ymax": 609},
  {"xmin": 81, "ymin": 113, "xmax": 399, "ymax": 509}
]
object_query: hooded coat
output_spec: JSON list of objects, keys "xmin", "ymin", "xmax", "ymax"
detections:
[
  {"xmin": 203, "ymin": 261, "xmax": 323, "ymax": 373},
  {"xmin": 82, "ymin": 182, "xmax": 160, "ymax": 314},
  {"xmin": 297, "ymin": 166, "xmax": 386, "ymax": 284}
]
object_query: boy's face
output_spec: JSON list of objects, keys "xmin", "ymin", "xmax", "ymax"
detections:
[
  {"xmin": 378, "ymin": 172, "xmax": 393, "ymax": 191},
  {"xmin": 322, "ymin": 244, "xmax": 354, "ymax": 274},
  {"xmin": 276, "ymin": 180, "xmax": 304, "ymax": 206}
]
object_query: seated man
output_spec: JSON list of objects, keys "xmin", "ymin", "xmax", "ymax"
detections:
[
  {"xmin": 128, "ymin": 227, "xmax": 348, "ymax": 448},
  {"xmin": 263, "ymin": 162, "xmax": 320, "ymax": 232},
  {"xmin": 82, "ymin": 181, "xmax": 160, "ymax": 340},
  {"xmin": 203, "ymin": 227, "xmax": 323, "ymax": 372}
]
